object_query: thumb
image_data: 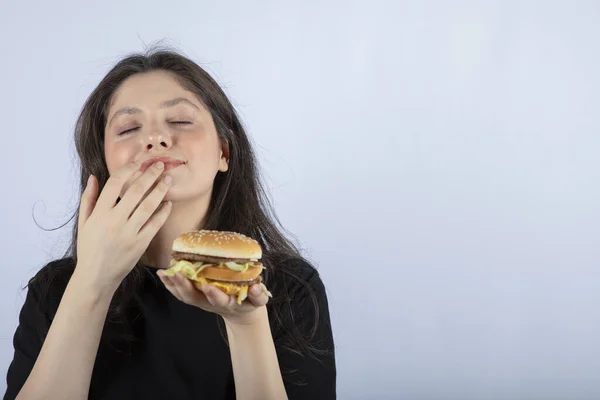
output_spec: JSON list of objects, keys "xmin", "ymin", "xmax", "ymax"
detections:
[{"xmin": 78, "ymin": 175, "xmax": 98, "ymax": 232}]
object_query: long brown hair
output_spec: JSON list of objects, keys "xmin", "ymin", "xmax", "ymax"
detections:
[{"xmin": 31, "ymin": 46, "xmax": 327, "ymax": 364}]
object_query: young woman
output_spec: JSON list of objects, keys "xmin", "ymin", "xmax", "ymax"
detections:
[{"xmin": 4, "ymin": 49, "xmax": 336, "ymax": 399}]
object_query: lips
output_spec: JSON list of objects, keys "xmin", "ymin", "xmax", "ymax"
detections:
[{"xmin": 140, "ymin": 157, "xmax": 185, "ymax": 173}]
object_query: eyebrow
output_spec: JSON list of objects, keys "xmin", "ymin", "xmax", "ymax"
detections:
[
  {"xmin": 107, "ymin": 97, "xmax": 200, "ymax": 126},
  {"xmin": 160, "ymin": 97, "xmax": 200, "ymax": 110}
]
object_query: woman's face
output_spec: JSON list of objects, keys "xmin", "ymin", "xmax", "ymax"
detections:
[{"xmin": 103, "ymin": 70, "xmax": 228, "ymax": 202}]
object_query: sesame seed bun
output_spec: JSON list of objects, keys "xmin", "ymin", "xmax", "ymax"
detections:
[{"xmin": 172, "ymin": 230, "xmax": 262, "ymax": 260}]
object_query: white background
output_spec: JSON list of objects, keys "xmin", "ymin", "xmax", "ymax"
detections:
[{"xmin": 1, "ymin": 1, "xmax": 599, "ymax": 399}]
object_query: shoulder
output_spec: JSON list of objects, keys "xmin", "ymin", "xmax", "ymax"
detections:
[
  {"xmin": 264, "ymin": 253, "xmax": 332, "ymax": 332},
  {"xmin": 26, "ymin": 257, "xmax": 76, "ymax": 313},
  {"xmin": 264, "ymin": 254, "xmax": 337, "ymax": 393},
  {"xmin": 10, "ymin": 257, "xmax": 76, "ymax": 347},
  {"xmin": 265, "ymin": 254, "xmax": 328, "ymax": 300},
  {"xmin": 28, "ymin": 257, "xmax": 75, "ymax": 289}
]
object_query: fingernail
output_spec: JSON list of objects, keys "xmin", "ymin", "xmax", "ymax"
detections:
[
  {"xmin": 164, "ymin": 176, "xmax": 172, "ymax": 185},
  {"xmin": 155, "ymin": 161, "xmax": 164, "ymax": 169}
]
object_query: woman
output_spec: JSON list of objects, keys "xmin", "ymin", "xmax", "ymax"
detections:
[{"xmin": 4, "ymin": 48, "xmax": 336, "ymax": 399}]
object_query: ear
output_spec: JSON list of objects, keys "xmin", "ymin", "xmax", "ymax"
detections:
[{"xmin": 219, "ymin": 141, "xmax": 230, "ymax": 172}]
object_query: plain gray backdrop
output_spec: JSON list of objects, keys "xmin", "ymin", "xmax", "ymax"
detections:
[{"xmin": 1, "ymin": 1, "xmax": 599, "ymax": 399}]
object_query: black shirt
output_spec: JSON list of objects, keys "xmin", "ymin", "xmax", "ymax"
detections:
[{"xmin": 3, "ymin": 257, "xmax": 336, "ymax": 399}]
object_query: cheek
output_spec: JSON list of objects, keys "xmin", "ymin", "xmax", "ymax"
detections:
[
  {"xmin": 105, "ymin": 139, "xmax": 143, "ymax": 197},
  {"xmin": 104, "ymin": 139, "xmax": 137, "ymax": 174},
  {"xmin": 184, "ymin": 135, "xmax": 223, "ymax": 168}
]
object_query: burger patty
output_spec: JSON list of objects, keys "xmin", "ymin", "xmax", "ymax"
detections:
[
  {"xmin": 206, "ymin": 276, "xmax": 262, "ymax": 285},
  {"xmin": 172, "ymin": 251, "xmax": 252, "ymax": 264}
]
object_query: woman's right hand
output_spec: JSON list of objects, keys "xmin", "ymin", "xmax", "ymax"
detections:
[{"xmin": 74, "ymin": 159, "xmax": 172, "ymax": 292}]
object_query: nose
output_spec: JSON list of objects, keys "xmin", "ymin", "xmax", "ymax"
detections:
[{"xmin": 141, "ymin": 128, "xmax": 172, "ymax": 151}]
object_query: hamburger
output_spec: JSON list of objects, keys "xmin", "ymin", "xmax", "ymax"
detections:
[{"xmin": 163, "ymin": 230, "xmax": 272, "ymax": 304}]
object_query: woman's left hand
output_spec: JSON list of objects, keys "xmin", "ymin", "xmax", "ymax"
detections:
[{"xmin": 156, "ymin": 270, "xmax": 270, "ymax": 325}]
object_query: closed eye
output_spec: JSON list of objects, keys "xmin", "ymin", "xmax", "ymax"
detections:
[
  {"xmin": 119, "ymin": 127, "xmax": 139, "ymax": 135},
  {"xmin": 170, "ymin": 121, "xmax": 192, "ymax": 125}
]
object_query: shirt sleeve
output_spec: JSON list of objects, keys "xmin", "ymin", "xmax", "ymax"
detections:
[
  {"xmin": 270, "ymin": 260, "xmax": 337, "ymax": 399},
  {"xmin": 3, "ymin": 283, "xmax": 48, "ymax": 400}
]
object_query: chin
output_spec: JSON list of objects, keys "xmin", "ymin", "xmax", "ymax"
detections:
[{"xmin": 163, "ymin": 187, "xmax": 212, "ymax": 204}]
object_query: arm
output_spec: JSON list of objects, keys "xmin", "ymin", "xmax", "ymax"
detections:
[
  {"xmin": 225, "ymin": 308, "xmax": 288, "ymax": 400},
  {"xmin": 223, "ymin": 271, "xmax": 337, "ymax": 400},
  {"xmin": 157, "ymin": 258, "xmax": 336, "ymax": 399},
  {"xmin": 162, "ymin": 256, "xmax": 332, "ymax": 400},
  {"xmin": 157, "ymin": 272, "xmax": 289, "ymax": 399},
  {"xmin": 14, "ymin": 271, "xmax": 115, "ymax": 400},
  {"xmin": 7, "ymin": 161, "xmax": 171, "ymax": 399}
]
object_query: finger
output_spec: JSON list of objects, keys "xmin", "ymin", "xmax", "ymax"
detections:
[
  {"xmin": 136, "ymin": 200, "xmax": 172, "ymax": 240},
  {"xmin": 117, "ymin": 161, "xmax": 166, "ymax": 219},
  {"xmin": 117, "ymin": 169, "xmax": 144, "ymax": 200},
  {"xmin": 172, "ymin": 273, "xmax": 209, "ymax": 305},
  {"xmin": 247, "ymin": 283, "xmax": 269, "ymax": 307},
  {"xmin": 78, "ymin": 175, "xmax": 98, "ymax": 232},
  {"xmin": 128, "ymin": 175, "xmax": 172, "ymax": 232},
  {"xmin": 200, "ymin": 283, "xmax": 232, "ymax": 307},
  {"xmin": 158, "ymin": 271, "xmax": 184, "ymax": 301},
  {"xmin": 156, "ymin": 270, "xmax": 173, "ymax": 287},
  {"xmin": 95, "ymin": 160, "xmax": 142, "ymax": 210},
  {"xmin": 136, "ymin": 198, "xmax": 172, "ymax": 238}
]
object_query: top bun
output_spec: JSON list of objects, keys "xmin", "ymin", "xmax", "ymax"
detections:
[{"xmin": 172, "ymin": 230, "xmax": 262, "ymax": 259}]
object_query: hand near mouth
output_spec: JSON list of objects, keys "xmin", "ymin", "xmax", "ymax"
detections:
[{"xmin": 140, "ymin": 156, "xmax": 185, "ymax": 172}]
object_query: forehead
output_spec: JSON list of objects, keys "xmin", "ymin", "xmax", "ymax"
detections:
[{"xmin": 108, "ymin": 70, "xmax": 201, "ymax": 111}]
